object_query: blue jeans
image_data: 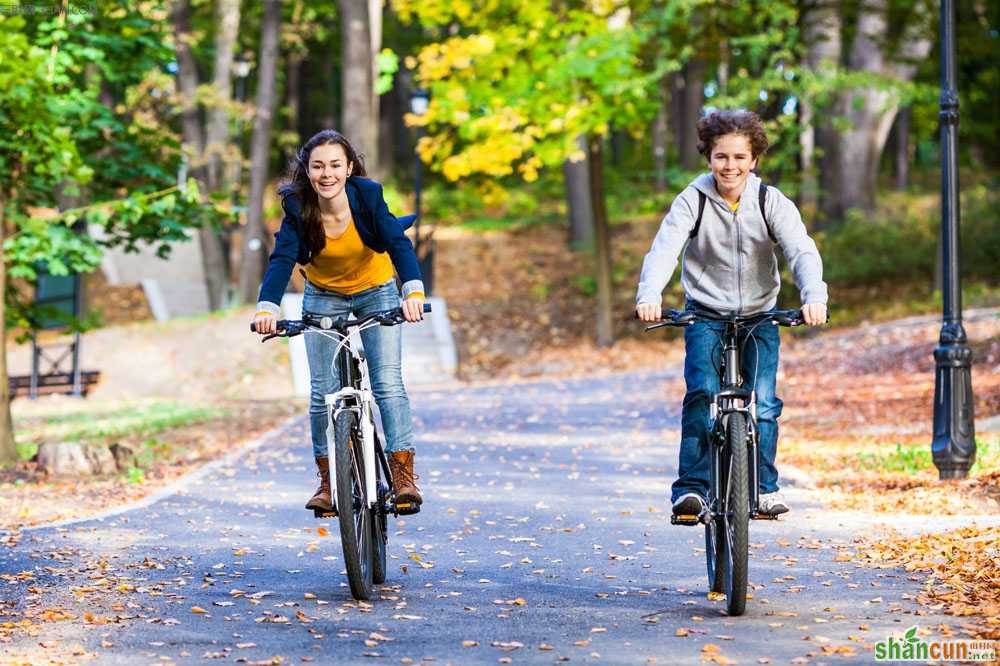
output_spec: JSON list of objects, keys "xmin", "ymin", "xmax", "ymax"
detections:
[
  {"xmin": 302, "ymin": 280, "xmax": 414, "ymax": 457},
  {"xmin": 670, "ymin": 314, "xmax": 783, "ymax": 502}
]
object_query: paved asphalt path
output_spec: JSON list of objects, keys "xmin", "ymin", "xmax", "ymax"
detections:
[{"xmin": 1, "ymin": 371, "xmax": 966, "ymax": 665}]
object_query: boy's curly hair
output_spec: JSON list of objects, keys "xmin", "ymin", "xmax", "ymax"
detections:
[{"xmin": 696, "ymin": 110, "xmax": 769, "ymax": 160}]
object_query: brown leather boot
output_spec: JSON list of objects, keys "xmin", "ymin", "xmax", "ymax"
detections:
[
  {"xmin": 305, "ymin": 456, "xmax": 334, "ymax": 512},
  {"xmin": 388, "ymin": 450, "xmax": 422, "ymax": 509}
]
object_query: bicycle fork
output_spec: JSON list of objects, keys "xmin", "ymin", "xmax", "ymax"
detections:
[{"xmin": 327, "ymin": 388, "xmax": 378, "ymax": 509}]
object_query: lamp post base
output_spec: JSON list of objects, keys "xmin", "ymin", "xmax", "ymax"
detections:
[{"xmin": 931, "ymin": 332, "xmax": 975, "ymax": 480}]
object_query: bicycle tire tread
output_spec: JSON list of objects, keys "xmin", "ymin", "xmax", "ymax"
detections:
[{"xmin": 726, "ymin": 412, "xmax": 750, "ymax": 616}]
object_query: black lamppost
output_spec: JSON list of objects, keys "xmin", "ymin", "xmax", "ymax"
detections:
[
  {"xmin": 409, "ymin": 88, "xmax": 433, "ymax": 295},
  {"xmin": 931, "ymin": 0, "xmax": 976, "ymax": 480}
]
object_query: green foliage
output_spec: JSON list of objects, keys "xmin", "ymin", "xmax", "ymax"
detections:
[
  {"xmin": 0, "ymin": 9, "xmax": 225, "ymax": 335},
  {"xmin": 817, "ymin": 183, "xmax": 1000, "ymax": 287},
  {"xmin": 858, "ymin": 442, "xmax": 933, "ymax": 474},
  {"xmin": 376, "ymin": 48, "xmax": 400, "ymax": 95},
  {"xmin": 396, "ymin": 0, "xmax": 662, "ymax": 185},
  {"xmin": 858, "ymin": 437, "xmax": 1000, "ymax": 476},
  {"xmin": 0, "ymin": 15, "xmax": 90, "ymax": 202}
]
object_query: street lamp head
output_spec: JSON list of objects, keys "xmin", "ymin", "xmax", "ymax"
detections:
[
  {"xmin": 233, "ymin": 55, "xmax": 253, "ymax": 80},
  {"xmin": 410, "ymin": 89, "xmax": 430, "ymax": 116}
]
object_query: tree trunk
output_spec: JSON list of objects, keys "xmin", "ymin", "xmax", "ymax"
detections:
[
  {"xmin": 239, "ymin": 0, "xmax": 282, "ymax": 303},
  {"xmin": 669, "ymin": 71, "xmax": 684, "ymax": 162},
  {"xmin": 894, "ymin": 106, "xmax": 911, "ymax": 191},
  {"xmin": 285, "ymin": 53, "xmax": 303, "ymax": 163},
  {"xmin": 172, "ymin": 0, "xmax": 204, "ymax": 165},
  {"xmin": 564, "ymin": 135, "xmax": 594, "ymax": 249},
  {"xmin": 671, "ymin": 60, "xmax": 704, "ymax": 170},
  {"xmin": 0, "ymin": 194, "xmax": 17, "ymax": 465},
  {"xmin": 588, "ymin": 136, "xmax": 614, "ymax": 348},
  {"xmin": 173, "ymin": 0, "xmax": 229, "ymax": 310},
  {"xmin": 378, "ymin": 70, "xmax": 397, "ymax": 178},
  {"xmin": 817, "ymin": 0, "xmax": 930, "ymax": 225},
  {"xmin": 339, "ymin": 0, "xmax": 377, "ymax": 173},
  {"xmin": 200, "ymin": 0, "xmax": 240, "ymax": 309},
  {"xmin": 802, "ymin": 0, "xmax": 843, "ymax": 227},
  {"xmin": 681, "ymin": 58, "xmax": 705, "ymax": 170},
  {"xmin": 368, "ymin": 0, "xmax": 383, "ymax": 178},
  {"xmin": 652, "ymin": 82, "xmax": 669, "ymax": 193},
  {"xmin": 206, "ymin": 0, "xmax": 240, "ymax": 192},
  {"xmin": 798, "ymin": 100, "xmax": 817, "ymax": 214}
]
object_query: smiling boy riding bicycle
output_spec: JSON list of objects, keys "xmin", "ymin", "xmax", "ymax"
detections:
[{"xmin": 635, "ymin": 110, "xmax": 829, "ymax": 519}]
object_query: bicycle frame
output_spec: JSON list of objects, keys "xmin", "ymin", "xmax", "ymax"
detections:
[{"xmin": 325, "ymin": 327, "xmax": 381, "ymax": 511}]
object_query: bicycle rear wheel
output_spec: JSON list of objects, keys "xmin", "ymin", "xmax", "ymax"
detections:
[
  {"xmin": 724, "ymin": 411, "xmax": 750, "ymax": 616},
  {"xmin": 334, "ymin": 410, "xmax": 374, "ymax": 600}
]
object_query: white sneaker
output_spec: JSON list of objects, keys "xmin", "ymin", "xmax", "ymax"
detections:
[
  {"xmin": 758, "ymin": 491, "xmax": 789, "ymax": 516},
  {"xmin": 672, "ymin": 493, "xmax": 707, "ymax": 516}
]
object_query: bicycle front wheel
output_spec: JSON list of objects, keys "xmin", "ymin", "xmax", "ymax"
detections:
[
  {"xmin": 334, "ymin": 409, "xmax": 374, "ymax": 600},
  {"xmin": 371, "ymin": 433, "xmax": 388, "ymax": 585},
  {"xmin": 724, "ymin": 411, "xmax": 750, "ymax": 616},
  {"xmin": 706, "ymin": 435, "xmax": 728, "ymax": 593}
]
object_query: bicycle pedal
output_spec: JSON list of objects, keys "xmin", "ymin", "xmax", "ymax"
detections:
[
  {"xmin": 670, "ymin": 514, "xmax": 701, "ymax": 526},
  {"xmin": 751, "ymin": 513, "xmax": 779, "ymax": 521},
  {"xmin": 313, "ymin": 509, "xmax": 337, "ymax": 519},
  {"xmin": 394, "ymin": 502, "xmax": 421, "ymax": 516}
]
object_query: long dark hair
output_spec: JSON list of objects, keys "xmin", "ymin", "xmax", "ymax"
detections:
[{"xmin": 277, "ymin": 129, "xmax": 367, "ymax": 260}]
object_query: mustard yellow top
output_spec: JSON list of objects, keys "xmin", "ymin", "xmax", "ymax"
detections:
[
  {"xmin": 303, "ymin": 221, "xmax": 395, "ymax": 295},
  {"xmin": 728, "ymin": 199, "xmax": 740, "ymax": 212}
]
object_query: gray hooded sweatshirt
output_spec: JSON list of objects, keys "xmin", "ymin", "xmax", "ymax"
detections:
[{"xmin": 636, "ymin": 172, "xmax": 828, "ymax": 315}]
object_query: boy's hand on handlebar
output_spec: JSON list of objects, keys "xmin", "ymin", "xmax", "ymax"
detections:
[
  {"xmin": 636, "ymin": 303, "xmax": 662, "ymax": 323},
  {"xmin": 401, "ymin": 296, "xmax": 425, "ymax": 323},
  {"xmin": 801, "ymin": 303, "xmax": 827, "ymax": 326},
  {"xmin": 253, "ymin": 312, "xmax": 278, "ymax": 335}
]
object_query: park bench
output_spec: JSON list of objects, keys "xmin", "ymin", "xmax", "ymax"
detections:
[{"xmin": 7, "ymin": 269, "xmax": 101, "ymax": 399}]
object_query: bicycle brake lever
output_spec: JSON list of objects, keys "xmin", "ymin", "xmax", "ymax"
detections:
[
  {"xmin": 644, "ymin": 322, "xmax": 671, "ymax": 332},
  {"xmin": 261, "ymin": 332, "xmax": 280, "ymax": 342}
]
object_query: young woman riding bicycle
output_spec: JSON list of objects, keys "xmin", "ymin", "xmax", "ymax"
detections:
[
  {"xmin": 253, "ymin": 129, "xmax": 425, "ymax": 514},
  {"xmin": 635, "ymin": 110, "xmax": 828, "ymax": 519}
]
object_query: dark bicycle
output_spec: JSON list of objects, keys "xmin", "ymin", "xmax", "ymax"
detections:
[
  {"xmin": 644, "ymin": 307, "xmax": 805, "ymax": 616},
  {"xmin": 253, "ymin": 303, "xmax": 430, "ymax": 600}
]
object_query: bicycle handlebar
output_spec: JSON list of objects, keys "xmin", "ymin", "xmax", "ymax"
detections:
[
  {"xmin": 641, "ymin": 307, "xmax": 811, "ymax": 332},
  {"xmin": 251, "ymin": 303, "xmax": 432, "ymax": 339}
]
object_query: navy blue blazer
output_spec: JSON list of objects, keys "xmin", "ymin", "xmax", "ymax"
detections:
[{"xmin": 257, "ymin": 176, "xmax": 423, "ymax": 308}]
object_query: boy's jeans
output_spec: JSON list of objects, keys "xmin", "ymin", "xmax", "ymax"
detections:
[
  {"xmin": 302, "ymin": 280, "xmax": 414, "ymax": 458},
  {"xmin": 670, "ymin": 314, "xmax": 783, "ymax": 503}
]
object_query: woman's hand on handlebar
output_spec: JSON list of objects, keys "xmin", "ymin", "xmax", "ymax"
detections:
[
  {"xmin": 801, "ymin": 303, "xmax": 827, "ymax": 326},
  {"xmin": 636, "ymin": 302, "xmax": 662, "ymax": 323},
  {"xmin": 401, "ymin": 296, "xmax": 425, "ymax": 323},
  {"xmin": 253, "ymin": 311, "xmax": 278, "ymax": 335}
]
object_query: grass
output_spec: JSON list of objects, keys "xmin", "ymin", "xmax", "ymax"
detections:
[
  {"xmin": 13, "ymin": 400, "xmax": 226, "ymax": 462},
  {"xmin": 857, "ymin": 436, "xmax": 1000, "ymax": 476}
]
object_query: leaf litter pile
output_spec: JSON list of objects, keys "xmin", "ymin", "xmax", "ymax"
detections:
[
  {"xmin": 774, "ymin": 311, "xmax": 1000, "ymax": 642},
  {"xmin": 777, "ymin": 309, "xmax": 1000, "ymax": 516},
  {"xmin": 857, "ymin": 525, "xmax": 1000, "ymax": 640}
]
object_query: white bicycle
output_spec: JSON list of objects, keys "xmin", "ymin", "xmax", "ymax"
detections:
[{"xmin": 253, "ymin": 303, "xmax": 430, "ymax": 599}]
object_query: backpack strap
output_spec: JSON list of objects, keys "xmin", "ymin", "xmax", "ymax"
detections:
[
  {"xmin": 689, "ymin": 184, "xmax": 776, "ymax": 242},
  {"xmin": 758, "ymin": 182, "xmax": 777, "ymax": 243},
  {"xmin": 689, "ymin": 191, "xmax": 707, "ymax": 239}
]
